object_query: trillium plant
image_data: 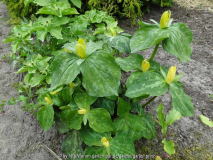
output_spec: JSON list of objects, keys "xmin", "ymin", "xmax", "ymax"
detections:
[{"xmin": 3, "ymin": 0, "xmax": 194, "ymax": 158}]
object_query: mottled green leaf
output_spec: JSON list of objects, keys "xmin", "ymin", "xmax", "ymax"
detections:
[
  {"xmin": 117, "ymin": 97, "xmax": 131, "ymax": 117},
  {"xmin": 84, "ymin": 147, "xmax": 107, "ymax": 160},
  {"xmin": 74, "ymin": 93, "xmax": 97, "ymax": 109},
  {"xmin": 115, "ymin": 54, "xmax": 143, "ymax": 72},
  {"xmin": 30, "ymin": 74, "xmax": 46, "ymax": 87},
  {"xmin": 141, "ymin": 113, "xmax": 156, "ymax": 139},
  {"xmin": 88, "ymin": 108, "xmax": 113, "ymax": 133},
  {"xmin": 156, "ymin": 104, "xmax": 167, "ymax": 136},
  {"xmin": 79, "ymin": 125, "xmax": 111, "ymax": 146},
  {"xmin": 37, "ymin": 105, "xmax": 54, "ymax": 131},
  {"xmin": 62, "ymin": 131, "xmax": 83, "ymax": 160},
  {"xmin": 110, "ymin": 36, "xmax": 131, "ymax": 53},
  {"xmin": 163, "ymin": 23, "xmax": 193, "ymax": 62},
  {"xmin": 126, "ymin": 72, "xmax": 169, "ymax": 98},
  {"xmin": 51, "ymin": 52, "xmax": 80, "ymax": 89},
  {"xmin": 130, "ymin": 26, "xmax": 171, "ymax": 53},
  {"xmin": 169, "ymin": 82, "xmax": 194, "ymax": 117},
  {"xmin": 93, "ymin": 98, "xmax": 115, "ymax": 115},
  {"xmin": 162, "ymin": 138, "xmax": 175, "ymax": 155},
  {"xmin": 126, "ymin": 71, "xmax": 143, "ymax": 88},
  {"xmin": 55, "ymin": 113, "xmax": 70, "ymax": 134},
  {"xmin": 80, "ymin": 51, "xmax": 121, "ymax": 97},
  {"xmin": 126, "ymin": 113, "xmax": 146, "ymax": 131}
]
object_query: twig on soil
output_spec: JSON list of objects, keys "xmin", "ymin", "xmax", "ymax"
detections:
[{"xmin": 40, "ymin": 143, "xmax": 63, "ymax": 160}]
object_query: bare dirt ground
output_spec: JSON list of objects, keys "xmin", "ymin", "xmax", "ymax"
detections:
[{"xmin": 0, "ymin": 0, "xmax": 213, "ymax": 159}]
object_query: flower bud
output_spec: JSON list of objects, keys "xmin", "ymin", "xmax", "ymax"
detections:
[
  {"xmin": 160, "ymin": 11, "xmax": 171, "ymax": 29},
  {"xmin": 101, "ymin": 137, "xmax": 109, "ymax": 147},
  {"xmin": 166, "ymin": 66, "xmax": 176, "ymax": 83},
  {"xmin": 50, "ymin": 91, "xmax": 58, "ymax": 95},
  {"xmin": 69, "ymin": 82, "xmax": 74, "ymax": 89},
  {"xmin": 76, "ymin": 38, "xmax": 86, "ymax": 59},
  {"xmin": 142, "ymin": 59, "xmax": 150, "ymax": 72},
  {"xmin": 45, "ymin": 97, "xmax": 52, "ymax": 105},
  {"xmin": 78, "ymin": 108, "xmax": 88, "ymax": 115}
]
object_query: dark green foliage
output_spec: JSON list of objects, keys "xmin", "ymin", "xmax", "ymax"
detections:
[
  {"xmin": 152, "ymin": 0, "xmax": 173, "ymax": 7},
  {"xmin": 1, "ymin": 0, "xmax": 38, "ymax": 25}
]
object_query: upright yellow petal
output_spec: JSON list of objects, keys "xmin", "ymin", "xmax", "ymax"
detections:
[
  {"xmin": 160, "ymin": 11, "xmax": 171, "ymax": 29},
  {"xmin": 50, "ymin": 91, "xmax": 58, "ymax": 95},
  {"xmin": 78, "ymin": 38, "xmax": 86, "ymax": 50},
  {"xmin": 101, "ymin": 137, "xmax": 109, "ymax": 147},
  {"xmin": 78, "ymin": 108, "xmax": 88, "ymax": 114},
  {"xmin": 155, "ymin": 156, "xmax": 162, "ymax": 160},
  {"xmin": 69, "ymin": 82, "xmax": 74, "ymax": 89},
  {"xmin": 166, "ymin": 66, "xmax": 176, "ymax": 83},
  {"xmin": 142, "ymin": 59, "xmax": 150, "ymax": 72},
  {"xmin": 45, "ymin": 97, "xmax": 52, "ymax": 105},
  {"xmin": 76, "ymin": 43, "xmax": 86, "ymax": 59}
]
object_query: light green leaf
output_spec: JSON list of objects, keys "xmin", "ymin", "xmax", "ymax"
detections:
[
  {"xmin": 24, "ymin": 73, "xmax": 33, "ymax": 85},
  {"xmin": 166, "ymin": 108, "xmax": 182, "ymax": 125},
  {"xmin": 169, "ymin": 82, "xmax": 194, "ymax": 117},
  {"xmin": 126, "ymin": 72, "xmax": 169, "ymax": 98},
  {"xmin": 17, "ymin": 95, "xmax": 29, "ymax": 104},
  {"xmin": 200, "ymin": 115, "xmax": 213, "ymax": 127},
  {"xmin": 130, "ymin": 26, "xmax": 171, "ymax": 53},
  {"xmin": 88, "ymin": 108, "xmax": 113, "ymax": 133},
  {"xmin": 156, "ymin": 104, "xmax": 167, "ymax": 136},
  {"xmin": 49, "ymin": 27, "xmax": 63, "ymax": 39},
  {"xmin": 51, "ymin": 52, "xmax": 80, "ymax": 89},
  {"xmin": 126, "ymin": 71, "xmax": 143, "ymax": 88},
  {"xmin": 113, "ymin": 117, "xmax": 128, "ymax": 132},
  {"xmin": 79, "ymin": 125, "xmax": 111, "ymax": 147},
  {"xmin": 37, "ymin": 105, "xmax": 54, "ymax": 131},
  {"xmin": 74, "ymin": 93, "xmax": 97, "ymax": 109},
  {"xmin": 80, "ymin": 50, "xmax": 121, "ymax": 97},
  {"xmin": 162, "ymin": 23, "xmax": 193, "ymax": 62},
  {"xmin": 62, "ymin": 131, "xmax": 83, "ymax": 160},
  {"xmin": 110, "ymin": 132, "xmax": 135, "ymax": 159},
  {"xmin": 115, "ymin": 54, "xmax": 143, "ymax": 72},
  {"xmin": 37, "ymin": 30, "xmax": 48, "ymax": 42},
  {"xmin": 8, "ymin": 97, "xmax": 16, "ymax": 105},
  {"xmin": 162, "ymin": 138, "xmax": 175, "ymax": 155},
  {"xmin": 70, "ymin": 0, "xmax": 82, "ymax": 8},
  {"xmin": 117, "ymin": 97, "xmax": 131, "ymax": 117},
  {"xmin": 11, "ymin": 41, "xmax": 21, "ymax": 53},
  {"xmin": 30, "ymin": 74, "xmax": 46, "ymax": 87},
  {"xmin": 17, "ymin": 66, "xmax": 28, "ymax": 73}
]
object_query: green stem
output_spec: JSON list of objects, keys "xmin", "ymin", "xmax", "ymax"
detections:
[
  {"xmin": 149, "ymin": 43, "xmax": 160, "ymax": 60},
  {"xmin": 142, "ymin": 96, "xmax": 157, "ymax": 108},
  {"xmin": 117, "ymin": 51, "xmax": 121, "ymax": 57}
]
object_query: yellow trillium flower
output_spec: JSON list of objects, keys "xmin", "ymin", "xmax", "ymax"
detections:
[
  {"xmin": 142, "ymin": 59, "xmax": 150, "ymax": 72},
  {"xmin": 160, "ymin": 11, "xmax": 171, "ymax": 29},
  {"xmin": 50, "ymin": 91, "xmax": 58, "ymax": 95},
  {"xmin": 45, "ymin": 97, "xmax": 52, "ymax": 105},
  {"xmin": 78, "ymin": 108, "xmax": 88, "ymax": 115},
  {"xmin": 75, "ymin": 38, "xmax": 86, "ymax": 59},
  {"xmin": 155, "ymin": 156, "xmax": 162, "ymax": 160},
  {"xmin": 69, "ymin": 82, "xmax": 74, "ymax": 89},
  {"xmin": 166, "ymin": 66, "xmax": 176, "ymax": 83},
  {"xmin": 101, "ymin": 137, "xmax": 109, "ymax": 147}
]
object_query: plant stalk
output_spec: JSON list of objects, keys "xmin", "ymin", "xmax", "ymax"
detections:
[
  {"xmin": 149, "ymin": 43, "xmax": 160, "ymax": 60},
  {"xmin": 142, "ymin": 96, "xmax": 157, "ymax": 108}
]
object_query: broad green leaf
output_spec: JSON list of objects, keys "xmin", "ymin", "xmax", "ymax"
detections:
[
  {"xmin": 49, "ymin": 27, "xmax": 63, "ymax": 39},
  {"xmin": 24, "ymin": 73, "xmax": 33, "ymax": 85},
  {"xmin": 8, "ymin": 97, "xmax": 16, "ymax": 105},
  {"xmin": 200, "ymin": 115, "xmax": 213, "ymax": 127},
  {"xmin": 126, "ymin": 113, "xmax": 146, "ymax": 131},
  {"xmin": 115, "ymin": 54, "xmax": 143, "ymax": 72},
  {"xmin": 79, "ymin": 125, "xmax": 111, "ymax": 146},
  {"xmin": 130, "ymin": 26, "xmax": 171, "ymax": 53},
  {"xmin": 86, "ymin": 41, "xmax": 103, "ymax": 56},
  {"xmin": 131, "ymin": 102, "xmax": 146, "ymax": 116},
  {"xmin": 126, "ymin": 72, "xmax": 169, "ymax": 98},
  {"xmin": 11, "ymin": 41, "xmax": 21, "ymax": 53},
  {"xmin": 88, "ymin": 108, "xmax": 113, "ymax": 133},
  {"xmin": 17, "ymin": 66, "xmax": 28, "ymax": 73},
  {"xmin": 37, "ymin": 105, "xmax": 54, "ymax": 131},
  {"xmin": 166, "ymin": 108, "xmax": 182, "ymax": 125},
  {"xmin": 61, "ymin": 86, "xmax": 74, "ymax": 104},
  {"xmin": 55, "ymin": 113, "xmax": 70, "ymax": 134},
  {"xmin": 117, "ymin": 98, "xmax": 131, "ymax": 117},
  {"xmin": 127, "ymin": 129, "xmax": 143, "ymax": 141},
  {"xmin": 113, "ymin": 117, "xmax": 128, "ymax": 132},
  {"xmin": 62, "ymin": 131, "xmax": 83, "ymax": 160},
  {"xmin": 70, "ymin": 0, "xmax": 82, "ymax": 8},
  {"xmin": 141, "ymin": 113, "xmax": 156, "ymax": 139},
  {"xmin": 110, "ymin": 36, "xmax": 131, "ymax": 54},
  {"xmin": 163, "ymin": 23, "xmax": 193, "ymax": 62},
  {"xmin": 51, "ymin": 52, "xmax": 80, "ymax": 89},
  {"xmin": 110, "ymin": 132, "xmax": 135, "ymax": 159},
  {"xmin": 37, "ymin": 30, "xmax": 48, "ymax": 41},
  {"xmin": 30, "ymin": 74, "xmax": 46, "ymax": 87},
  {"xmin": 84, "ymin": 147, "xmax": 107, "ymax": 160},
  {"xmin": 74, "ymin": 93, "xmax": 97, "ymax": 109},
  {"xmin": 17, "ymin": 95, "xmax": 29, "ymax": 104},
  {"xmin": 80, "ymin": 51, "xmax": 121, "ymax": 97},
  {"xmin": 156, "ymin": 104, "xmax": 167, "ymax": 136},
  {"xmin": 61, "ymin": 110, "xmax": 83, "ymax": 130},
  {"xmin": 162, "ymin": 138, "xmax": 175, "ymax": 155},
  {"xmin": 93, "ymin": 98, "xmax": 115, "ymax": 115},
  {"xmin": 126, "ymin": 71, "xmax": 143, "ymax": 88},
  {"xmin": 169, "ymin": 82, "xmax": 194, "ymax": 117}
]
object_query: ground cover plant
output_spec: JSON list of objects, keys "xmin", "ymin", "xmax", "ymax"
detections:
[{"xmin": 2, "ymin": 0, "xmax": 194, "ymax": 159}]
